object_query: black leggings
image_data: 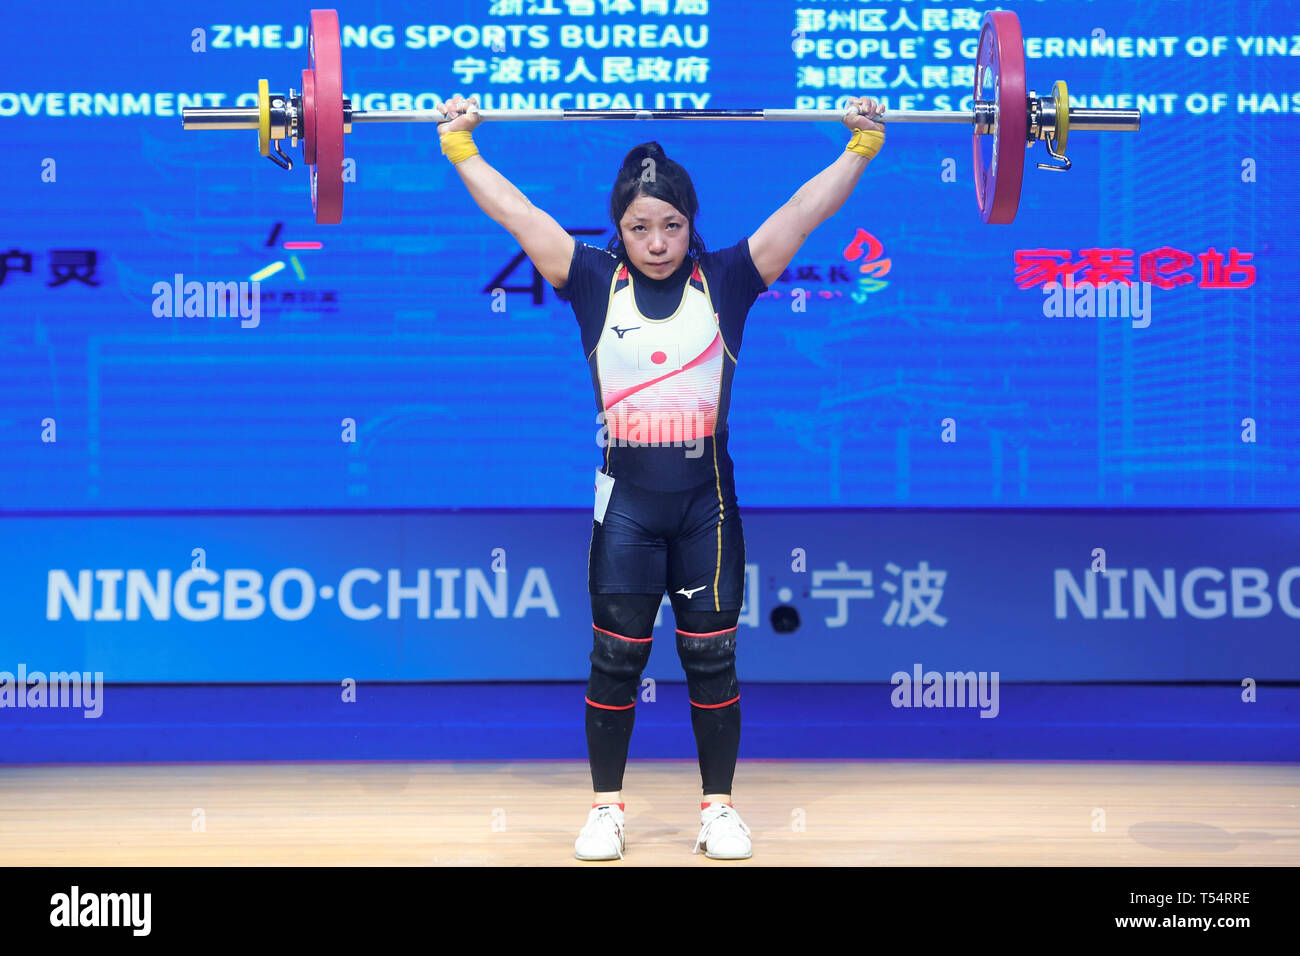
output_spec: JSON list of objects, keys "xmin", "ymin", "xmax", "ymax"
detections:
[{"xmin": 585, "ymin": 591, "xmax": 741, "ymax": 795}]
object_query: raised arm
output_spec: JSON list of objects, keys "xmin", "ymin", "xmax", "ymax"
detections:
[
  {"xmin": 749, "ymin": 97, "xmax": 886, "ymax": 288},
  {"xmin": 436, "ymin": 94, "xmax": 575, "ymax": 289}
]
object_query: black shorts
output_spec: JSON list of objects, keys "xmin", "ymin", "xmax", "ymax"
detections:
[{"xmin": 588, "ymin": 472, "xmax": 746, "ymax": 612}]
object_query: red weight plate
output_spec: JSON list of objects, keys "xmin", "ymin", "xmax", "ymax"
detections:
[
  {"xmin": 972, "ymin": 11, "xmax": 1026, "ymax": 224},
  {"xmin": 301, "ymin": 68, "xmax": 316, "ymax": 165},
  {"xmin": 309, "ymin": 9, "xmax": 344, "ymax": 224}
]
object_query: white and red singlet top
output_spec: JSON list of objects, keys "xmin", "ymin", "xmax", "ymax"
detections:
[{"xmin": 554, "ymin": 240, "xmax": 769, "ymax": 491}]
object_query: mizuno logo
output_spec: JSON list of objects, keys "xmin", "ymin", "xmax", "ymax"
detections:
[
  {"xmin": 610, "ymin": 325, "xmax": 640, "ymax": 338},
  {"xmin": 677, "ymin": 585, "xmax": 707, "ymax": 598}
]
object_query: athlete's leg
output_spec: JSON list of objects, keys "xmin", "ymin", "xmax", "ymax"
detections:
[
  {"xmin": 585, "ymin": 591, "xmax": 662, "ymax": 796},
  {"xmin": 672, "ymin": 601, "xmax": 741, "ymax": 799},
  {"xmin": 667, "ymin": 476, "xmax": 746, "ymax": 799},
  {"xmin": 585, "ymin": 478, "xmax": 672, "ymax": 800}
]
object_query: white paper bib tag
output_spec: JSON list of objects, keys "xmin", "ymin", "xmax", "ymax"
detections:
[{"xmin": 594, "ymin": 470, "xmax": 616, "ymax": 524}]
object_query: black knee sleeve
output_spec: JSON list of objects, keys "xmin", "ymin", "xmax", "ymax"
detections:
[
  {"xmin": 586, "ymin": 593, "xmax": 661, "ymax": 710},
  {"xmin": 673, "ymin": 607, "xmax": 740, "ymax": 709}
]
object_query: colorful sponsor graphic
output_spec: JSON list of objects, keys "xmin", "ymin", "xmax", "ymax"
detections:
[{"xmin": 757, "ymin": 227, "xmax": 891, "ymax": 304}]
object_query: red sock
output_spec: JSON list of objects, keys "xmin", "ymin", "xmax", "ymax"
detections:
[{"xmin": 701, "ymin": 801, "xmax": 734, "ymax": 810}]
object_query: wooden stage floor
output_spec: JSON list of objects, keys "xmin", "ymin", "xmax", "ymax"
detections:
[{"xmin": 2, "ymin": 760, "xmax": 1296, "ymax": 866}]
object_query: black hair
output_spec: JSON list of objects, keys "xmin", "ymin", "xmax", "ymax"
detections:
[{"xmin": 605, "ymin": 141, "xmax": 706, "ymax": 261}]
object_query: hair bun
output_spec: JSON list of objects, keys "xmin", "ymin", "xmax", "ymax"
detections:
[{"xmin": 622, "ymin": 141, "xmax": 666, "ymax": 173}]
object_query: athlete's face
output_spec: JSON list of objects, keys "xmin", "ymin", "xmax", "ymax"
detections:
[{"xmin": 619, "ymin": 194, "xmax": 690, "ymax": 279}]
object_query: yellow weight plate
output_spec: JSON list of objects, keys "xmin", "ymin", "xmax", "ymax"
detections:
[
  {"xmin": 1053, "ymin": 79, "xmax": 1069, "ymax": 155},
  {"xmin": 257, "ymin": 79, "xmax": 270, "ymax": 157}
]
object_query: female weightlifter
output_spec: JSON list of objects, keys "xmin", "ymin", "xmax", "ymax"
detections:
[{"xmin": 434, "ymin": 92, "xmax": 886, "ymax": 860}]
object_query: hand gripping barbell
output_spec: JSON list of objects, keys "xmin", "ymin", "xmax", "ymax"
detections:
[{"xmin": 181, "ymin": 8, "xmax": 1140, "ymax": 225}]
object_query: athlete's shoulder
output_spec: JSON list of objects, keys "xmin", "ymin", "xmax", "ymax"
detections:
[
  {"xmin": 556, "ymin": 242, "xmax": 620, "ymax": 303},
  {"xmin": 575, "ymin": 241, "xmax": 620, "ymax": 264},
  {"xmin": 575, "ymin": 241, "xmax": 618, "ymax": 258},
  {"xmin": 699, "ymin": 237, "xmax": 752, "ymax": 265},
  {"xmin": 574, "ymin": 241, "xmax": 622, "ymax": 278},
  {"xmin": 699, "ymin": 239, "xmax": 766, "ymax": 292}
]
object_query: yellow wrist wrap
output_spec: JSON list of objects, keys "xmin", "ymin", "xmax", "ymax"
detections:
[
  {"xmin": 441, "ymin": 130, "xmax": 479, "ymax": 164},
  {"xmin": 846, "ymin": 127, "xmax": 884, "ymax": 160}
]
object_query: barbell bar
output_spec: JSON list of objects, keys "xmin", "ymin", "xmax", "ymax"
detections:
[
  {"xmin": 186, "ymin": 106, "xmax": 1138, "ymax": 129},
  {"xmin": 182, "ymin": 8, "xmax": 1141, "ymax": 225}
]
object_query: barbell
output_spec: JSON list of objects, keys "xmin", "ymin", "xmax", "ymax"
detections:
[{"xmin": 181, "ymin": 8, "xmax": 1141, "ymax": 225}]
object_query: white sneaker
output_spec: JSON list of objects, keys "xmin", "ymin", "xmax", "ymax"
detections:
[
  {"xmin": 694, "ymin": 803, "xmax": 752, "ymax": 859},
  {"xmin": 574, "ymin": 804, "xmax": 626, "ymax": 860}
]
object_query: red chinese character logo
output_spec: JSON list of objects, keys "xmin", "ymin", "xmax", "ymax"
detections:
[
  {"xmin": 1197, "ymin": 247, "xmax": 1255, "ymax": 289},
  {"xmin": 1138, "ymin": 246, "xmax": 1195, "ymax": 290},
  {"xmin": 1014, "ymin": 249, "xmax": 1080, "ymax": 289}
]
